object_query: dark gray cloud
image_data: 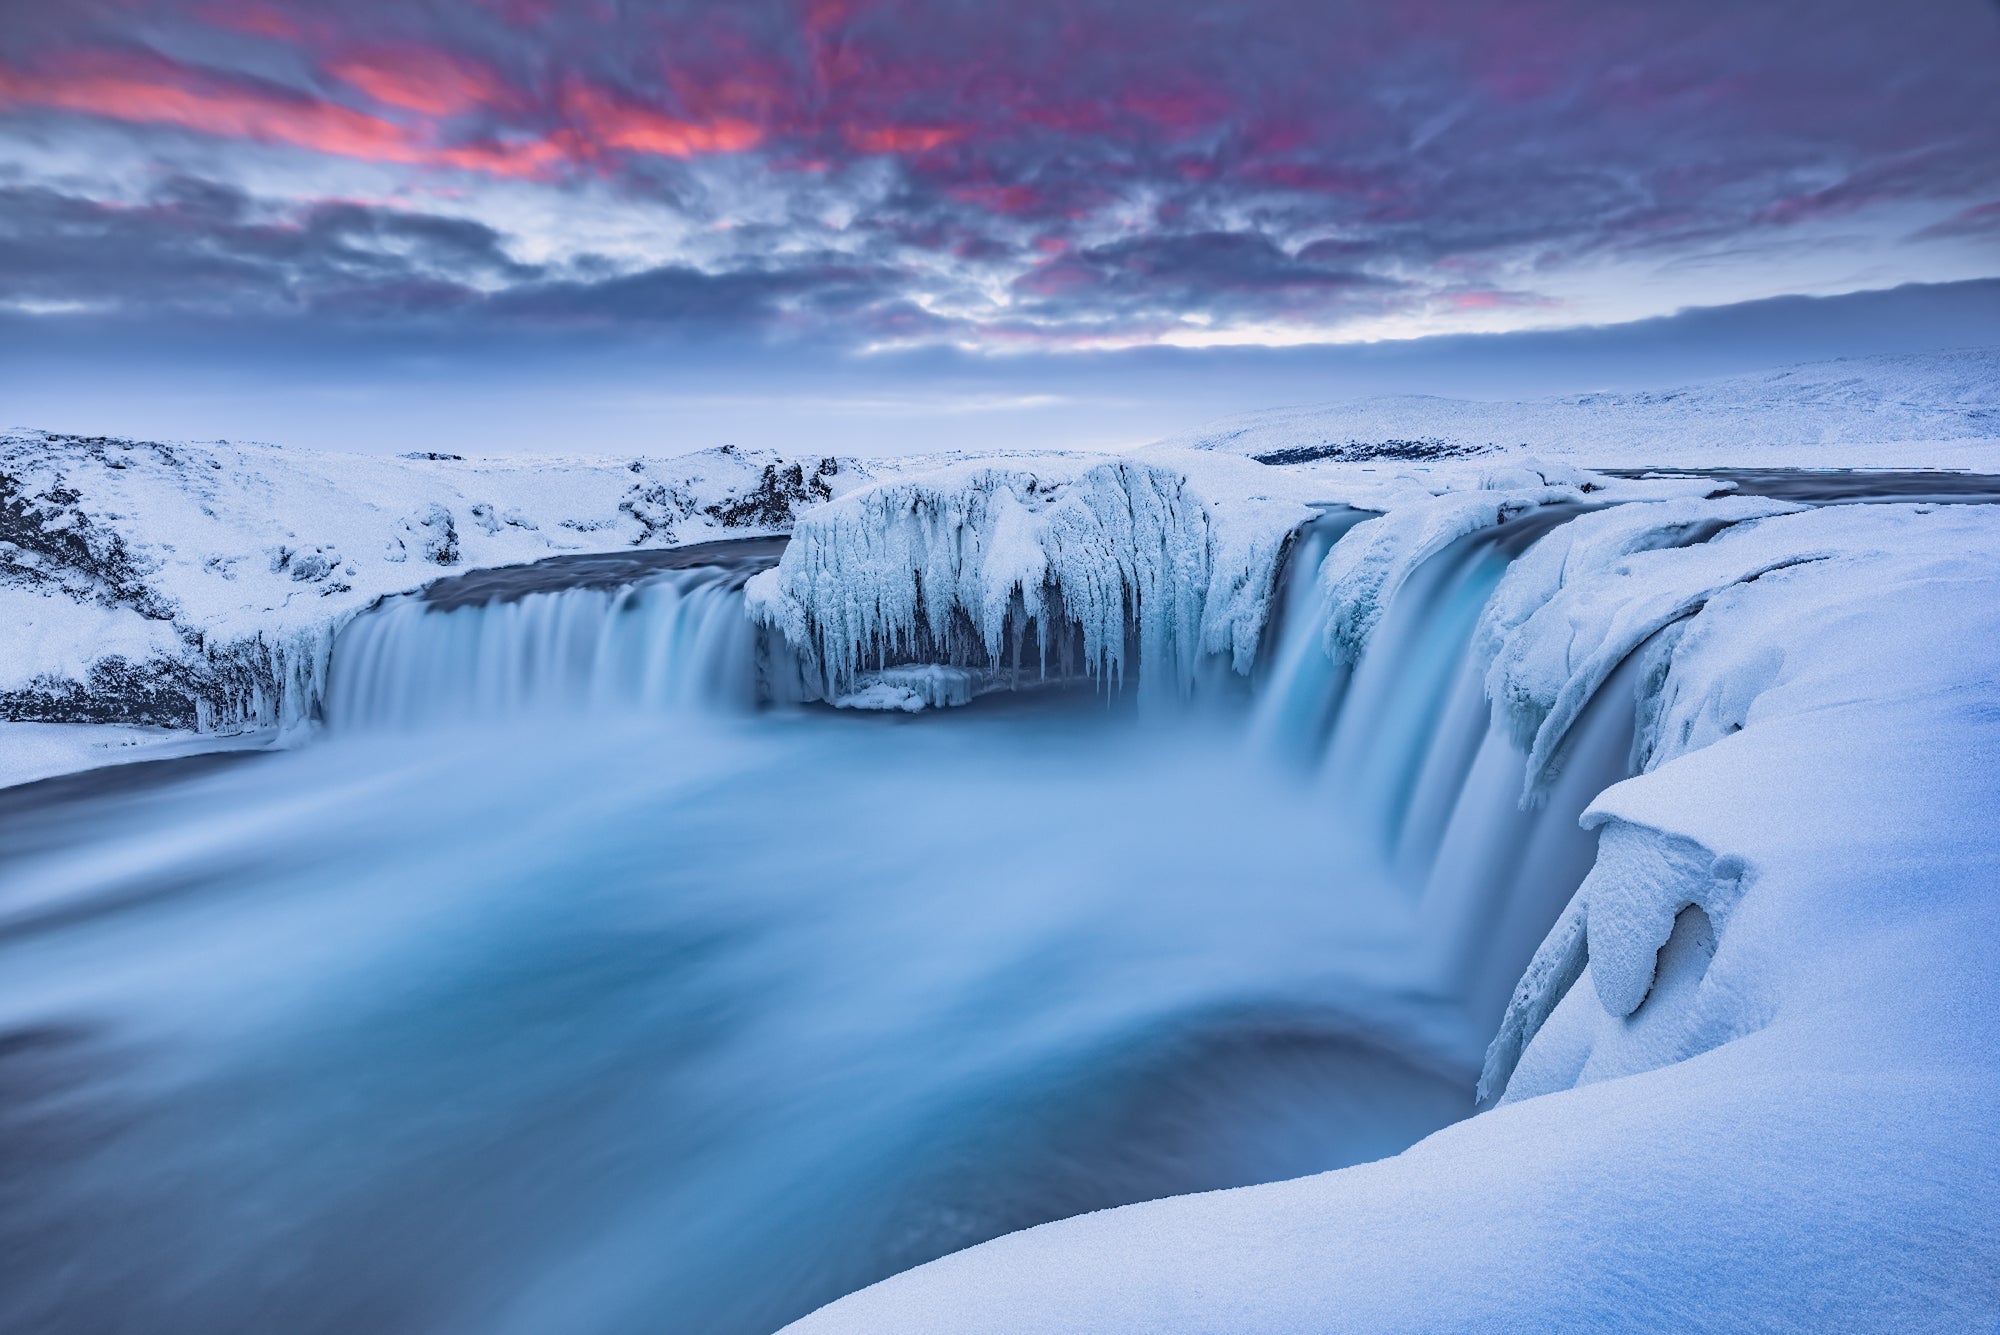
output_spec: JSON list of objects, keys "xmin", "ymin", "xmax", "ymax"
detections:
[
  {"xmin": 1013, "ymin": 232, "xmax": 1406, "ymax": 323},
  {"xmin": 0, "ymin": 178, "xmax": 537, "ymax": 314}
]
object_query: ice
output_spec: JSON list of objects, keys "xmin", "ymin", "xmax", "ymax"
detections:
[
  {"xmin": 1469, "ymin": 494, "xmax": 1804, "ymax": 674},
  {"xmin": 747, "ymin": 453, "xmax": 1322, "ymax": 703},
  {"xmin": 9, "ymin": 401, "xmax": 2000, "ymax": 1329},
  {"xmin": 1482, "ymin": 503, "xmax": 1990, "ymax": 797},
  {"xmin": 1314, "ymin": 469, "xmax": 1585, "ymax": 664},
  {"xmin": 832, "ymin": 665, "xmax": 984, "ymax": 712},
  {"xmin": 1312, "ymin": 463, "xmax": 1722, "ymax": 665}
]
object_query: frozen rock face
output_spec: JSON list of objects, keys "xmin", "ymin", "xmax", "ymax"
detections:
[
  {"xmin": 747, "ymin": 454, "xmax": 1319, "ymax": 704},
  {"xmin": 0, "ymin": 432, "xmax": 866, "ymax": 732}
]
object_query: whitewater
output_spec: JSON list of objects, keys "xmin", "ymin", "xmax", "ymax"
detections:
[{"xmin": 2, "ymin": 419, "xmax": 1998, "ymax": 1330}]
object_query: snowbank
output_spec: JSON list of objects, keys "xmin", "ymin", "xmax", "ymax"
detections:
[{"xmin": 785, "ymin": 498, "xmax": 2000, "ymax": 1333}]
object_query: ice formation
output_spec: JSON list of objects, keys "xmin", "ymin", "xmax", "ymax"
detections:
[
  {"xmin": 1310, "ymin": 462, "xmax": 1730, "ymax": 666},
  {"xmin": 746, "ymin": 453, "xmax": 1320, "ymax": 703},
  {"xmin": 832, "ymin": 665, "xmax": 985, "ymax": 712}
]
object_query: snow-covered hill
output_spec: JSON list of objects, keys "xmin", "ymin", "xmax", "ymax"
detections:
[
  {"xmin": 1154, "ymin": 347, "xmax": 2000, "ymax": 470},
  {"xmin": 0, "ymin": 430, "xmax": 868, "ymax": 732}
]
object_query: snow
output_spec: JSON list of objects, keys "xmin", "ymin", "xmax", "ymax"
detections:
[
  {"xmin": 785, "ymin": 497, "xmax": 2000, "ymax": 1333},
  {"xmin": 1157, "ymin": 346, "xmax": 2000, "ymax": 471},
  {"xmin": 1311, "ymin": 463, "xmax": 1728, "ymax": 665},
  {"xmin": 1, "ymin": 431, "xmax": 872, "ymax": 734},
  {"xmin": 0, "ymin": 583, "xmax": 186, "ymax": 687},
  {"xmin": 6, "ymin": 345, "xmax": 2000, "ymax": 1322},
  {"xmin": 1481, "ymin": 502, "xmax": 1997, "ymax": 798},
  {"xmin": 746, "ymin": 451, "xmax": 1742, "ymax": 710}
]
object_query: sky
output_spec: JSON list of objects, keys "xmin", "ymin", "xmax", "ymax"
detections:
[{"xmin": 1, "ymin": 0, "xmax": 1997, "ymax": 453}]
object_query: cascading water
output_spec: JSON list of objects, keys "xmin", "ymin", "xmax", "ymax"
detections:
[
  {"xmin": 1251, "ymin": 505, "xmax": 1640, "ymax": 1036},
  {"xmin": 323, "ymin": 547, "xmax": 781, "ymax": 729},
  {"xmin": 0, "ymin": 506, "xmax": 1726, "ymax": 1335}
]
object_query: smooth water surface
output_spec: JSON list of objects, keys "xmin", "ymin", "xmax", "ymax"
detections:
[{"xmin": 0, "ymin": 706, "xmax": 1473, "ymax": 1335}]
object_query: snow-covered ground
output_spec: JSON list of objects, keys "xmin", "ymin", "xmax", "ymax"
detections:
[
  {"xmin": 7, "ymin": 347, "xmax": 1999, "ymax": 785},
  {"xmin": 1154, "ymin": 346, "xmax": 2000, "ymax": 470}
]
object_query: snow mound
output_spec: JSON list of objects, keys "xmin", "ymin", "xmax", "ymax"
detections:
[{"xmin": 1481, "ymin": 502, "xmax": 1981, "ymax": 798}]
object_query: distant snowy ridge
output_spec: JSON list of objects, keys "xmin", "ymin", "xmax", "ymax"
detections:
[
  {"xmin": 0, "ymin": 430, "xmax": 868, "ymax": 733},
  {"xmin": 1154, "ymin": 346, "xmax": 2000, "ymax": 469}
]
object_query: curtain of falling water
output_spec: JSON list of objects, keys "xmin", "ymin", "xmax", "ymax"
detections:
[
  {"xmin": 323, "ymin": 567, "xmax": 759, "ymax": 729},
  {"xmin": 2, "ymin": 508, "xmax": 1723, "ymax": 1335}
]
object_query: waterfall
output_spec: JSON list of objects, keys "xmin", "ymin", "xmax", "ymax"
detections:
[
  {"xmin": 324, "ymin": 562, "xmax": 766, "ymax": 730},
  {"xmin": 320, "ymin": 500, "xmax": 1695, "ymax": 1045},
  {"xmin": 1254, "ymin": 502, "xmax": 1651, "ymax": 1043}
]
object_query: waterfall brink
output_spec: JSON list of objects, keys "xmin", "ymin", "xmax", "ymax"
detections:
[{"xmin": 324, "ymin": 563, "xmax": 764, "ymax": 730}]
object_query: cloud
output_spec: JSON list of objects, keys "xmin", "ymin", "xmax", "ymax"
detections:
[
  {"xmin": 0, "ymin": 0, "xmax": 1993, "ymax": 349},
  {"xmin": 0, "ymin": 178, "xmax": 536, "ymax": 316}
]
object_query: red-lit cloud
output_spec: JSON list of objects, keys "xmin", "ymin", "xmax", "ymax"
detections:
[
  {"xmin": 559, "ymin": 83, "xmax": 763, "ymax": 158},
  {"xmin": 0, "ymin": 56, "xmax": 435, "ymax": 165},
  {"xmin": 330, "ymin": 48, "xmax": 514, "ymax": 118}
]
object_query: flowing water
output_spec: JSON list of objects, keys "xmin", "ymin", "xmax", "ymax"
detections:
[{"xmin": 2, "ymin": 516, "xmax": 1651, "ymax": 1334}]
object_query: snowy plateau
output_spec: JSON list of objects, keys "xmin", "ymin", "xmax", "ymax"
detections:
[{"xmin": 4, "ymin": 347, "xmax": 2000, "ymax": 1332}]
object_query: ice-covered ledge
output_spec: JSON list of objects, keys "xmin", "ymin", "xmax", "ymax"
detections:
[{"xmin": 782, "ymin": 499, "xmax": 2000, "ymax": 1333}]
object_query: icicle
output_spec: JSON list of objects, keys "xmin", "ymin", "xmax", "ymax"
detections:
[{"xmin": 746, "ymin": 457, "xmax": 1313, "ymax": 703}]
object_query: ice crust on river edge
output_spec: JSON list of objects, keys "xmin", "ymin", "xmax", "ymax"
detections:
[{"xmin": 785, "ymin": 490, "xmax": 2000, "ymax": 1333}]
